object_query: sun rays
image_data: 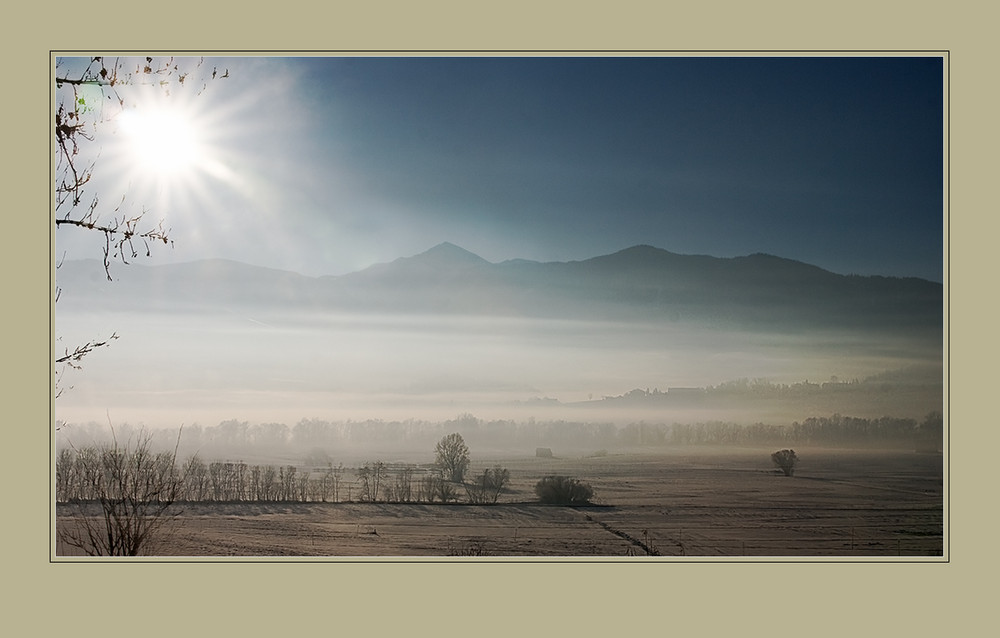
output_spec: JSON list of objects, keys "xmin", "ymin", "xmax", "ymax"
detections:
[{"xmin": 116, "ymin": 106, "xmax": 204, "ymax": 177}]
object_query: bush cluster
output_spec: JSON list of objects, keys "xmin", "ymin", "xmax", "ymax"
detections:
[
  {"xmin": 771, "ymin": 449, "xmax": 799, "ymax": 476},
  {"xmin": 534, "ymin": 475, "xmax": 594, "ymax": 504}
]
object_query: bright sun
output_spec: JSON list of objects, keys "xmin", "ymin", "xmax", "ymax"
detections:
[
  {"xmin": 117, "ymin": 106, "xmax": 204, "ymax": 177},
  {"xmin": 105, "ymin": 93, "xmax": 234, "ymax": 217},
  {"xmin": 96, "ymin": 67, "xmax": 244, "ymax": 226}
]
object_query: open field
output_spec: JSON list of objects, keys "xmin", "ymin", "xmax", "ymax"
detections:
[{"xmin": 55, "ymin": 447, "xmax": 943, "ymax": 558}]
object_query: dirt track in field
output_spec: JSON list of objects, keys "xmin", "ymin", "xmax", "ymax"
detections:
[{"xmin": 56, "ymin": 447, "xmax": 944, "ymax": 558}]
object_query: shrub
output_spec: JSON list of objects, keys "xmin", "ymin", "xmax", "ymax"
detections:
[
  {"xmin": 771, "ymin": 449, "xmax": 799, "ymax": 476},
  {"xmin": 534, "ymin": 475, "xmax": 594, "ymax": 504}
]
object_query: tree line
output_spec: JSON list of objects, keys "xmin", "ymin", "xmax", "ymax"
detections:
[
  {"xmin": 56, "ymin": 453, "xmax": 511, "ymax": 506},
  {"xmin": 664, "ymin": 413, "xmax": 940, "ymax": 448},
  {"xmin": 56, "ymin": 431, "xmax": 510, "ymax": 507},
  {"xmin": 56, "ymin": 431, "xmax": 518, "ymax": 555},
  {"xmin": 58, "ymin": 411, "xmax": 940, "ymax": 456}
]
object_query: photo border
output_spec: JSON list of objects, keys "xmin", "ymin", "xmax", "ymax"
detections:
[{"xmin": 9, "ymin": 2, "xmax": 990, "ymax": 636}]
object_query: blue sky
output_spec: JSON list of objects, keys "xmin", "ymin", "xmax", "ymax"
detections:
[{"xmin": 58, "ymin": 55, "xmax": 945, "ymax": 281}]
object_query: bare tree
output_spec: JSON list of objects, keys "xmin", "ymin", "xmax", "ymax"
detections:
[
  {"xmin": 308, "ymin": 467, "xmax": 334, "ymax": 503},
  {"xmin": 55, "ymin": 57, "xmax": 227, "ymax": 275},
  {"xmin": 181, "ymin": 454, "xmax": 209, "ymax": 501},
  {"xmin": 54, "ymin": 56, "xmax": 227, "ymax": 390},
  {"xmin": 208, "ymin": 461, "xmax": 225, "ymax": 501},
  {"xmin": 486, "ymin": 465, "xmax": 509, "ymax": 503},
  {"xmin": 259, "ymin": 466, "xmax": 277, "ymax": 502},
  {"xmin": 394, "ymin": 465, "xmax": 415, "ymax": 503},
  {"xmin": 55, "ymin": 447, "xmax": 76, "ymax": 502},
  {"xmin": 57, "ymin": 426, "xmax": 183, "ymax": 556},
  {"xmin": 418, "ymin": 471, "xmax": 438, "ymax": 503},
  {"xmin": 312, "ymin": 462, "xmax": 344, "ymax": 503},
  {"xmin": 356, "ymin": 461, "xmax": 387, "ymax": 502},
  {"xmin": 331, "ymin": 463, "xmax": 344, "ymax": 503},
  {"xmin": 278, "ymin": 465, "xmax": 297, "ymax": 501},
  {"xmin": 465, "ymin": 465, "xmax": 510, "ymax": 504},
  {"xmin": 233, "ymin": 461, "xmax": 248, "ymax": 501},
  {"xmin": 420, "ymin": 470, "xmax": 458, "ymax": 503},
  {"xmin": 297, "ymin": 470, "xmax": 311, "ymax": 502},
  {"xmin": 434, "ymin": 433, "xmax": 471, "ymax": 483}
]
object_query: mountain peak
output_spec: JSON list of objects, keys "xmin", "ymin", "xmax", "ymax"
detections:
[
  {"xmin": 412, "ymin": 242, "xmax": 490, "ymax": 265},
  {"xmin": 603, "ymin": 244, "xmax": 683, "ymax": 260}
]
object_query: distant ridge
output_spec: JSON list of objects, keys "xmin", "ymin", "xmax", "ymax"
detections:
[{"xmin": 56, "ymin": 243, "xmax": 942, "ymax": 336}]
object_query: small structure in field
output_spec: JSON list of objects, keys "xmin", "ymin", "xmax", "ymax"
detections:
[{"xmin": 536, "ymin": 447, "xmax": 553, "ymax": 458}]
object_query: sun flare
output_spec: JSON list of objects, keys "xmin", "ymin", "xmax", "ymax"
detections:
[
  {"xmin": 117, "ymin": 106, "xmax": 204, "ymax": 176},
  {"xmin": 102, "ymin": 87, "xmax": 239, "ymax": 218}
]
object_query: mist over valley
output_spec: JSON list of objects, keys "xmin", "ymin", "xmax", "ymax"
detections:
[{"xmin": 55, "ymin": 243, "xmax": 943, "ymax": 438}]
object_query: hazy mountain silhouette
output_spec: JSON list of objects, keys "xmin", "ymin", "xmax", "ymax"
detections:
[{"xmin": 56, "ymin": 242, "xmax": 942, "ymax": 336}]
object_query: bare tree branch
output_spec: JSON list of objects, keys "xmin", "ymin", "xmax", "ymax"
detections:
[
  {"xmin": 54, "ymin": 55, "xmax": 222, "ymax": 385},
  {"xmin": 56, "ymin": 333, "xmax": 119, "ymax": 367},
  {"xmin": 56, "ymin": 214, "xmax": 171, "ymax": 280}
]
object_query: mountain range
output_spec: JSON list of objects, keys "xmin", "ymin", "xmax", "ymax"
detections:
[{"xmin": 56, "ymin": 242, "xmax": 943, "ymax": 336}]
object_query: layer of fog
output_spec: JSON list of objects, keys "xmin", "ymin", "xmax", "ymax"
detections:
[{"xmin": 55, "ymin": 306, "xmax": 942, "ymax": 430}]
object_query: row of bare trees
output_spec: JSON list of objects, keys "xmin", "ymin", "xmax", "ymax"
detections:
[
  {"xmin": 177, "ymin": 458, "xmax": 348, "ymax": 503},
  {"xmin": 55, "ymin": 430, "xmax": 511, "ymax": 555},
  {"xmin": 57, "ymin": 453, "xmax": 510, "ymax": 506},
  {"xmin": 354, "ymin": 462, "xmax": 472, "ymax": 504},
  {"xmin": 59, "ymin": 451, "xmax": 367, "ymax": 505},
  {"xmin": 338, "ymin": 458, "xmax": 510, "ymax": 505}
]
